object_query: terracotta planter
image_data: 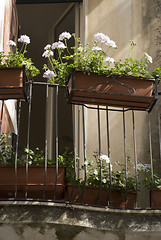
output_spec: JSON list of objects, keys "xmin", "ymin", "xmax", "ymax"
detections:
[
  {"xmin": 0, "ymin": 67, "xmax": 28, "ymax": 100},
  {"xmin": 109, "ymin": 190, "xmax": 136, "ymax": 208},
  {"xmin": 65, "ymin": 184, "xmax": 108, "ymax": 206},
  {"xmin": 0, "ymin": 165, "xmax": 66, "ymax": 200},
  {"xmin": 65, "ymin": 184, "xmax": 136, "ymax": 208},
  {"xmin": 67, "ymin": 71, "xmax": 156, "ymax": 111},
  {"xmin": 150, "ymin": 189, "xmax": 161, "ymax": 208}
]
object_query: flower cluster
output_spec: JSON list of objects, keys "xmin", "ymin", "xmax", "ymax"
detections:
[
  {"xmin": 42, "ymin": 31, "xmax": 159, "ymax": 86},
  {"xmin": 0, "ymin": 34, "xmax": 39, "ymax": 78}
]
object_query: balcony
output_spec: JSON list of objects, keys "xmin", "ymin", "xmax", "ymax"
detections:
[{"xmin": 1, "ymin": 81, "xmax": 161, "ymax": 239}]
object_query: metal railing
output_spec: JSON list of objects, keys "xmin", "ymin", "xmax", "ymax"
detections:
[{"xmin": 0, "ymin": 80, "xmax": 161, "ymax": 209}]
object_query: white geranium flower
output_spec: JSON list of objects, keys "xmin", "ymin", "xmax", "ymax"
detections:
[
  {"xmin": 84, "ymin": 160, "xmax": 88, "ymax": 166},
  {"xmin": 92, "ymin": 46, "xmax": 102, "ymax": 51},
  {"xmin": 94, "ymin": 33, "xmax": 110, "ymax": 43},
  {"xmin": 100, "ymin": 154, "xmax": 110, "ymax": 163},
  {"xmin": 144, "ymin": 53, "xmax": 153, "ymax": 63},
  {"xmin": 77, "ymin": 46, "xmax": 83, "ymax": 52},
  {"xmin": 136, "ymin": 163, "xmax": 151, "ymax": 171},
  {"xmin": 57, "ymin": 41, "xmax": 66, "ymax": 49},
  {"xmin": 106, "ymin": 39, "xmax": 117, "ymax": 48},
  {"xmin": 22, "ymin": 61, "xmax": 31, "ymax": 69},
  {"xmin": 59, "ymin": 31, "xmax": 71, "ymax": 41},
  {"xmin": 52, "ymin": 41, "xmax": 66, "ymax": 49},
  {"xmin": 42, "ymin": 50, "xmax": 53, "ymax": 58},
  {"xmin": 44, "ymin": 44, "xmax": 51, "ymax": 50},
  {"xmin": 18, "ymin": 34, "xmax": 30, "ymax": 44},
  {"xmin": 43, "ymin": 70, "xmax": 56, "ymax": 78},
  {"xmin": 94, "ymin": 169, "xmax": 98, "ymax": 175},
  {"xmin": 7, "ymin": 40, "xmax": 16, "ymax": 47},
  {"xmin": 102, "ymin": 178, "xmax": 107, "ymax": 184},
  {"xmin": 103, "ymin": 57, "xmax": 115, "ymax": 64}
]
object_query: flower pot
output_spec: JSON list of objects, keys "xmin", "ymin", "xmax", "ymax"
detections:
[
  {"xmin": 67, "ymin": 71, "xmax": 156, "ymax": 111},
  {"xmin": 109, "ymin": 190, "xmax": 136, "ymax": 208},
  {"xmin": 0, "ymin": 165, "xmax": 66, "ymax": 200},
  {"xmin": 65, "ymin": 184, "xmax": 108, "ymax": 206},
  {"xmin": 0, "ymin": 67, "xmax": 28, "ymax": 100},
  {"xmin": 150, "ymin": 189, "xmax": 161, "ymax": 208},
  {"xmin": 65, "ymin": 184, "xmax": 136, "ymax": 208}
]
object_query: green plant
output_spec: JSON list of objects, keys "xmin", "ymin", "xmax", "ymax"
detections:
[
  {"xmin": 137, "ymin": 163, "xmax": 161, "ymax": 190},
  {"xmin": 58, "ymin": 147, "xmax": 81, "ymax": 184},
  {"xmin": 0, "ymin": 134, "xmax": 79, "ymax": 184},
  {"xmin": 42, "ymin": 32, "xmax": 160, "ymax": 86},
  {"xmin": 82, "ymin": 152, "xmax": 137, "ymax": 192},
  {"xmin": 18, "ymin": 147, "xmax": 54, "ymax": 165},
  {"xmin": 0, "ymin": 35, "xmax": 40, "ymax": 78},
  {"xmin": 0, "ymin": 133, "xmax": 14, "ymax": 165}
]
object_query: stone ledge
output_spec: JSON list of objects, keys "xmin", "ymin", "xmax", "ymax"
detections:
[{"xmin": 0, "ymin": 201, "xmax": 161, "ymax": 232}]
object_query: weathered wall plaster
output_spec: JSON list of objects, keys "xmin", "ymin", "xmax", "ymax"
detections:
[{"xmin": 0, "ymin": 201, "xmax": 161, "ymax": 240}]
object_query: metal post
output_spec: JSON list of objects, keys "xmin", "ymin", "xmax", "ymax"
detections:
[
  {"xmin": 43, "ymin": 84, "xmax": 49, "ymax": 199},
  {"xmin": 77, "ymin": 106, "xmax": 80, "ymax": 178},
  {"xmin": 81, "ymin": 105, "xmax": 87, "ymax": 203},
  {"xmin": 0, "ymin": 100, "xmax": 4, "ymax": 133},
  {"xmin": 157, "ymin": 100, "xmax": 161, "ymax": 161},
  {"xmin": 53, "ymin": 85, "xmax": 59, "ymax": 200},
  {"xmin": 25, "ymin": 81, "xmax": 33, "ymax": 199},
  {"xmin": 97, "ymin": 105, "xmax": 102, "ymax": 205},
  {"xmin": 123, "ymin": 109, "xmax": 128, "ymax": 208},
  {"xmin": 69, "ymin": 105, "xmax": 77, "ymax": 202},
  {"xmin": 148, "ymin": 112, "xmax": 154, "ymax": 208},
  {"xmin": 106, "ymin": 106, "xmax": 111, "ymax": 207},
  {"xmin": 132, "ymin": 110, "xmax": 138, "ymax": 208},
  {"xmin": 14, "ymin": 100, "xmax": 22, "ymax": 198}
]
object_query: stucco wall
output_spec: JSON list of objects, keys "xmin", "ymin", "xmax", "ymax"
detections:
[
  {"xmin": 0, "ymin": 201, "xmax": 161, "ymax": 240},
  {"xmin": 82, "ymin": 0, "xmax": 161, "ymax": 167}
]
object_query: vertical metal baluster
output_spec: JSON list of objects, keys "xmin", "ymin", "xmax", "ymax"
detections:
[
  {"xmin": 132, "ymin": 110, "xmax": 138, "ymax": 208},
  {"xmin": 106, "ymin": 106, "xmax": 111, "ymax": 207},
  {"xmin": 14, "ymin": 100, "xmax": 22, "ymax": 199},
  {"xmin": 157, "ymin": 100, "xmax": 161, "ymax": 161},
  {"xmin": 123, "ymin": 109, "xmax": 128, "ymax": 208},
  {"xmin": 0, "ymin": 100, "xmax": 4, "ymax": 133},
  {"xmin": 43, "ymin": 84, "xmax": 49, "ymax": 199},
  {"xmin": 25, "ymin": 81, "xmax": 32, "ymax": 199},
  {"xmin": 53, "ymin": 85, "xmax": 59, "ymax": 200},
  {"xmin": 77, "ymin": 106, "xmax": 80, "ymax": 178},
  {"xmin": 70, "ymin": 105, "xmax": 77, "ymax": 202},
  {"xmin": 148, "ymin": 112, "xmax": 154, "ymax": 208},
  {"xmin": 97, "ymin": 105, "xmax": 102, "ymax": 205},
  {"xmin": 81, "ymin": 105, "xmax": 86, "ymax": 203}
]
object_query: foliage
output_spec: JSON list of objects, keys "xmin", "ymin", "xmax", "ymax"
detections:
[
  {"xmin": 0, "ymin": 134, "xmax": 79, "ymax": 183},
  {"xmin": 0, "ymin": 133, "xmax": 14, "ymax": 165},
  {"xmin": 42, "ymin": 32, "xmax": 160, "ymax": 86},
  {"xmin": 0, "ymin": 36, "xmax": 40, "ymax": 78},
  {"xmin": 82, "ymin": 152, "xmax": 137, "ymax": 192},
  {"xmin": 57, "ymin": 147, "xmax": 81, "ymax": 184},
  {"xmin": 137, "ymin": 163, "xmax": 161, "ymax": 190}
]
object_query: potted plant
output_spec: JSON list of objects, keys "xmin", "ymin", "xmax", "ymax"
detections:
[
  {"xmin": 0, "ymin": 133, "xmax": 65, "ymax": 200},
  {"xmin": 0, "ymin": 35, "xmax": 40, "ymax": 100},
  {"xmin": 137, "ymin": 163, "xmax": 161, "ymax": 208},
  {"xmin": 65, "ymin": 152, "xmax": 137, "ymax": 208},
  {"xmin": 42, "ymin": 32, "xmax": 160, "ymax": 111}
]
